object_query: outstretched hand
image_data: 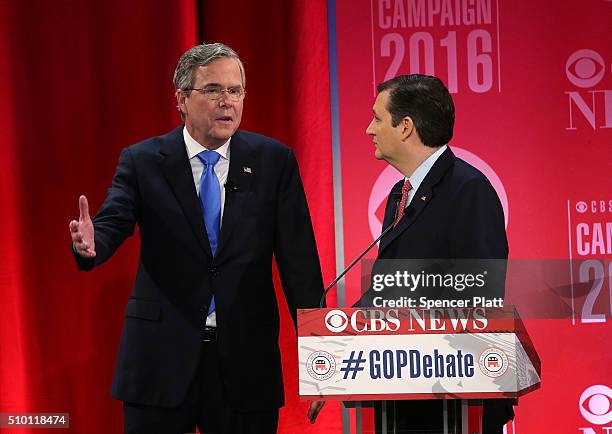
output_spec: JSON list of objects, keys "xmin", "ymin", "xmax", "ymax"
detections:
[{"xmin": 69, "ymin": 195, "xmax": 96, "ymax": 258}]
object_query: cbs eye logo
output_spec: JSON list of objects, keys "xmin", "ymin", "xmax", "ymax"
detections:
[
  {"xmin": 579, "ymin": 385, "xmax": 612, "ymax": 425},
  {"xmin": 566, "ymin": 49, "xmax": 606, "ymax": 88},
  {"xmin": 325, "ymin": 310, "xmax": 348, "ymax": 333},
  {"xmin": 576, "ymin": 201, "xmax": 588, "ymax": 213}
]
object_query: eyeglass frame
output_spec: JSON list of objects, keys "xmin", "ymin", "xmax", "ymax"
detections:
[{"xmin": 182, "ymin": 86, "xmax": 246, "ymax": 102}]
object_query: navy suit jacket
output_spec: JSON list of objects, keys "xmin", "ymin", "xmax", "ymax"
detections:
[
  {"xmin": 75, "ymin": 126, "xmax": 324, "ymax": 410},
  {"xmin": 378, "ymin": 146, "xmax": 507, "ymax": 261},
  {"xmin": 357, "ymin": 147, "xmax": 514, "ymax": 427}
]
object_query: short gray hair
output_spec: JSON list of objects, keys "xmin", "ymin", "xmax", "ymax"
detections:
[{"xmin": 173, "ymin": 43, "xmax": 245, "ymax": 92}]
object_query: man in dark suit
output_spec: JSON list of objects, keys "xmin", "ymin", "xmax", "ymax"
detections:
[
  {"xmin": 69, "ymin": 43, "xmax": 325, "ymax": 434},
  {"xmin": 358, "ymin": 74, "xmax": 513, "ymax": 433}
]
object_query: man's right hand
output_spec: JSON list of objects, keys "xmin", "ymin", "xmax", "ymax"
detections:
[{"xmin": 69, "ymin": 195, "xmax": 96, "ymax": 258}]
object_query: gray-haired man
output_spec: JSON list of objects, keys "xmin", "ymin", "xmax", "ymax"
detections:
[{"xmin": 69, "ymin": 43, "xmax": 325, "ymax": 434}]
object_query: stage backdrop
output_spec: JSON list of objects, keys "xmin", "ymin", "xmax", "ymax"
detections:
[
  {"xmin": 0, "ymin": 1, "xmax": 198, "ymax": 433},
  {"xmin": 2, "ymin": 0, "xmax": 611, "ymax": 433},
  {"xmin": 331, "ymin": 0, "xmax": 611, "ymax": 432},
  {"xmin": 201, "ymin": 0, "xmax": 341, "ymax": 432},
  {"xmin": 0, "ymin": 0, "xmax": 338, "ymax": 433}
]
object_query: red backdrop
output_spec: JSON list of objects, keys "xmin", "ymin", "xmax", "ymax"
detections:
[
  {"xmin": 0, "ymin": 1, "xmax": 197, "ymax": 432},
  {"xmin": 3, "ymin": 0, "xmax": 611, "ymax": 433},
  {"xmin": 0, "ymin": 0, "xmax": 338, "ymax": 433},
  {"xmin": 200, "ymin": 0, "xmax": 340, "ymax": 432},
  {"xmin": 333, "ymin": 0, "xmax": 612, "ymax": 432}
]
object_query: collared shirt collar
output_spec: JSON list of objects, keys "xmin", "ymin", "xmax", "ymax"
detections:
[
  {"xmin": 183, "ymin": 126, "xmax": 230, "ymax": 160},
  {"xmin": 407, "ymin": 144, "xmax": 447, "ymax": 195}
]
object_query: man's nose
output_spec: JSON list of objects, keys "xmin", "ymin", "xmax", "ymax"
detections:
[
  {"xmin": 366, "ymin": 120, "xmax": 375, "ymax": 135},
  {"xmin": 218, "ymin": 91, "xmax": 234, "ymax": 106},
  {"xmin": 218, "ymin": 95, "xmax": 233, "ymax": 107}
]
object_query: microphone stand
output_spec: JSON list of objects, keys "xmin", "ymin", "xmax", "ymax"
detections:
[{"xmin": 319, "ymin": 219, "xmax": 396, "ymax": 308}]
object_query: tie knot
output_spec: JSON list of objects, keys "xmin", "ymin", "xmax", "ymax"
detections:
[
  {"xmin": 197, "ymin": 150, "xmax": 221, "ymax": 166},
  {"xmin": 402, "ymin": 179, "xmax": 413, "ymax": 193}
]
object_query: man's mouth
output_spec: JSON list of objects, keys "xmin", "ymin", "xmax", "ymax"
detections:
[{"xmin": 216, "ymin": 116, "xmax": 233, "ymax": 123}]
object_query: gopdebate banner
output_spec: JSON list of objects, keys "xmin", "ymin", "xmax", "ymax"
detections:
[
  {"xmin": 298, "ymin": 307, "xmax": 541, "ymax": 401},
  {"xmin": 330, "ymin": 0, "xmax": 612, "ymax": 431}
]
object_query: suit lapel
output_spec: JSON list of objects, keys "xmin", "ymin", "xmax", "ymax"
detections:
[
  {"xmin": 159, "ymin": 127, "xmax": 212, "ymax": 258},
  {"xmin": 378, "ymin": 147, "xmax": 455, "ymax": 254},
  {"xmin": 215, "ymin": 131, "xmax": 255, "ymax": 258},
  {"xmin": 379, "ymin": 180, "xmax": 404, "ymax": 245}
]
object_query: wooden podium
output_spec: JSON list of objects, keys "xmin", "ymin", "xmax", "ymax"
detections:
[{"xmin": 298, "ymin": 307, "xmax": 540, "ymax": 433}]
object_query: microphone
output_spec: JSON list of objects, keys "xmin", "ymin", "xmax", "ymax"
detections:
[{"xmin": 319, "ymin": 200, "xmax": 400, "ymax": 308}]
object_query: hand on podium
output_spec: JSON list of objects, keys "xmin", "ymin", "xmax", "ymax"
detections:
[
  {"xmin": 307, "ymin": 400, "xmax": 325, "ymax": 424},
  {"xmin": 69, "ymin": 195, "xmax": 96, "ymax": 258}
]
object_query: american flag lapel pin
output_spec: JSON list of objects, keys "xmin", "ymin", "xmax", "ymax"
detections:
[
  {"xmin": 243, "ymin": 166, "xmax": 252, "ymax": 174},
  {"xmin": 421, "ymin": 195, "xmax": 427, "ymax": 201}
]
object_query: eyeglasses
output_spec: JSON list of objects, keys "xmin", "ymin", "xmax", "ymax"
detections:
[{"xmin": 185, "ymin": 86, "xmax": 246, "ymax": 102}]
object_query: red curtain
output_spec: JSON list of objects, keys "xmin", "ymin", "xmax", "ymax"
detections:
[
  {"xmin": 201, "ymin": 1, "xmax": 340, "ymax": 432},
  {"xmin": 0, "ymin": 1, "xmax": 195, "ymax": 432},
  {"xmin": 0, "ymin": 0, "xmax": 338, "ymax": 433}
]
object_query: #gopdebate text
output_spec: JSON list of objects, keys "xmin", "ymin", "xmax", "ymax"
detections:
[{"xmin": 341, "ymin": 349, "xmax": 474, "ymax": 380}]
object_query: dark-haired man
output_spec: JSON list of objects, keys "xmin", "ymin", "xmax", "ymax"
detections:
[{"xmin": 360, "ymin": 74, "xmax": 513, "ymax": 433}]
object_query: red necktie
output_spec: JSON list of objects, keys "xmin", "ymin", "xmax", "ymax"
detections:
[{"xmin": 394, "ymin": 179, "xmax": 413, "ymax": 227}]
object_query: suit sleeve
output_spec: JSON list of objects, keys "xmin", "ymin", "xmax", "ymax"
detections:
[
  {"xmin": 74, "ymin": 148, "xmax": 140, "ymax": 271},
  {"xmin": 274, "ymin": 149, "xmax": 325, "ymax": 326},
  {"xmin": 449, "ymin": 178, "xmax": 508, "ymax": 259},
  {"xmin": 448, "ymin": 177, "xmax": 508, "ymax": 298}
]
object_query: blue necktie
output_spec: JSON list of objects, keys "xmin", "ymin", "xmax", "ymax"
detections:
[{"xmin": 197, "ymin": 150, "xmax": 221, "ymax": 315}]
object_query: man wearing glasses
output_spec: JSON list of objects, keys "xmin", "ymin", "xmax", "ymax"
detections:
[{"xmin": 69, "ymin": 43, "xmax": 325, "ymax": 434}]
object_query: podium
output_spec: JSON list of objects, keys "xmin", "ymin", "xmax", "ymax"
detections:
[{"xmin": 298, "ymin": 307, "xmax": 540, "ymax": 434}]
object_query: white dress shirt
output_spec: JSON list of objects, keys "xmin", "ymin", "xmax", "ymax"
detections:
[
  {"xmin": 404, "ymin": 145, "xmax": 447, "ymax": 208},
  {"xmin": 183, "ymin": 126, "xmax": 231, "ymax": 327},
  {"xmin": 183, "ymin": 126, "xmax": 230, "ymax": 224}
]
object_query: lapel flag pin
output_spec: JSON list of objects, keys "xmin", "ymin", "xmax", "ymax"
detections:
[
  {"xmin": 421, "ymin": 195, "xmax": 427, "ymax": 201},
  {"xmin": 243, "ymin": 166, "xmax": 252, "ymax": 174}
]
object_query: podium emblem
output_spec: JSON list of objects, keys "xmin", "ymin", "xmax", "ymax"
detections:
[
  {"xmin": 306, "ymin": 351, "xmax": 337, "ymax": 381},
  {"xmin": 479, "ymin": 348, "xmax": 509, "ymax": 378}
]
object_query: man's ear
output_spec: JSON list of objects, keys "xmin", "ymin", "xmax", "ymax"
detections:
[
  {"xmin": 175, "ymin": 90, "xmax": 188, "ymax": 120},
  {"xmin": 400, "ymin": 116, "xmax": 415, "ymax": 141},
  {"xmin": 175, "ymin": 90, "xmax": 185, "ymax": 110}
]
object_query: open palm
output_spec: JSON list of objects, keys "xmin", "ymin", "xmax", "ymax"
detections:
[{"xmin": 69, "ymin": 195, "xmax": 96, "ymax": 258}]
